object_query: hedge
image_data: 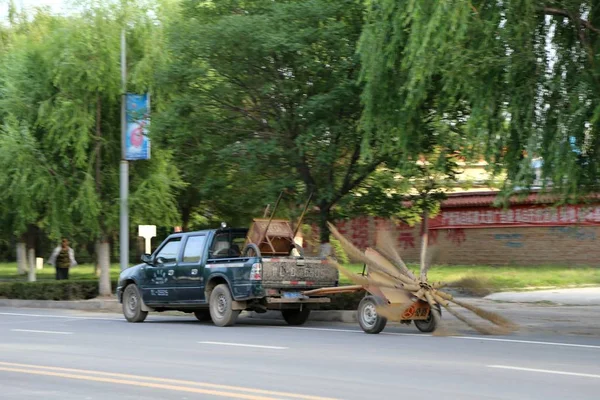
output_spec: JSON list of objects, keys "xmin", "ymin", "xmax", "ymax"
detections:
[{"xmin": 0, "ymin": 280, "xmax": 118, "ymax": 301}]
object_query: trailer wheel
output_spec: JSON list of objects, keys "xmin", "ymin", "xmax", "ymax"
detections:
[
  {"xmin": 209, "ymin": 284, "xmax": 240, "ymax": 327},
  {"xmin": 282, "ymin": 308, "xmax": 311, "ymax": 325},
  {"xmin": 415, "ymin": 305, "xmax": 441, "ymax": 333},
  {"xmin": 358, "ymin": 296, "xmax": 387, "ymax": 334}
]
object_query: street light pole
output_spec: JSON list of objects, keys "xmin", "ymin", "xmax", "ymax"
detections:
[{"xmin": 119, "ymin": 27, "xmax": 129, "ymax": 272}]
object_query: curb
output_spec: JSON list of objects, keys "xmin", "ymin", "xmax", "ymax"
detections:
[
  {"xmin": 0, "ymin": 298, "xmax": 121, "ymax": 313},
  {"xmin": 0, "ymin": 298, "xmax": 357, "ymax": 322}
]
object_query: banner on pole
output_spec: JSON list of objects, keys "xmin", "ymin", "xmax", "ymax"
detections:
[{"xmin": 125, "ymin": 93, "xmax": 151, "ymax": 160}]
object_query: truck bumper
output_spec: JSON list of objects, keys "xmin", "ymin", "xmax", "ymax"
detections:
[{"xmin": 116, "ymin": 286, "xmax": 124, "ymax": 303}]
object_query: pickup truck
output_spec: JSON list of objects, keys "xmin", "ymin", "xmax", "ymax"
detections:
[{"xmin": 116, "ymin": 227, "xmax": 338, "ymax": 327}]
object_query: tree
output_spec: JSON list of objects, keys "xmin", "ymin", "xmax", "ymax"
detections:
[
  {"xmin": 0, "ymin": 1, "xmax": 182, "ymax": 292},
  {"xmin": 159, "ymin": 0, "xmax": 387, "ymax": 249},
  {"xmin": 0, "ymin": 7, "xmax": 67, "ymax": 279},
  {"xmin": 359, "ymin": 1, "xmax": 600, "ymax": 198}
]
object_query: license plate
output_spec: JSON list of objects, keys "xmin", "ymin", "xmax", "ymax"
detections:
[
  {"xmin": 402, "ymin": 302, "xmax": 430, "ymax": 320},
  {"xmin": 282, "ymin": 291, "xmax": 303, "ymax": 299}
]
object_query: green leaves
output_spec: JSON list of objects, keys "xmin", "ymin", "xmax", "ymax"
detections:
[
  {"xmin": 0, "ymin": 116, "xmax": 63, "ymax": 237},
  {"xmin": 0, "ymin": 1, "xmax": 183, "ymax": 246},
  {"xmin": 360, "ymin": 1, "xmax": 600, "ymax": 198},
  {"xmin": 157, "ymin": 0, "xmax": 377, "ymax": 236}
]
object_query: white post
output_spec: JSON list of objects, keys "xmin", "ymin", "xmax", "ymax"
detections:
[
  {"xmin": 138, "ymin": 225, "xmax": 157, "ymax": 255},
  {"xmin": 36, "ymin": 257, "xmax": 43, "ymax": 270}
]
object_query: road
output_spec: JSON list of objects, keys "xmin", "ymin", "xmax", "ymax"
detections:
[{"xmin": 0, "ymin": 307, "xmax": 599, "ymax": 400}]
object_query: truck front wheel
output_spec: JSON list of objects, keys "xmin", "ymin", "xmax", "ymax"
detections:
[
  {"xmin": 282, "ymin": 308, "xmax": 311, "ymax": 325},
  {"xmin": 209, "ymin": 284, "xmax": 240, "ymax": 327},
  {"xmin": 122, "ymin": 284, "xmax": 148, "ymax": 323}
]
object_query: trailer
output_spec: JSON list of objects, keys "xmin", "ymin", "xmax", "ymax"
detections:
[{"xmin": 303, "ymin": 263, "xmax": 440, "ymax": 334}]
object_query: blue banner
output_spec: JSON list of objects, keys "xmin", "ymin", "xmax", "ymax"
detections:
[{"xmin": 125, "ymin": 93, "xmax": 151, "ymax": 160}]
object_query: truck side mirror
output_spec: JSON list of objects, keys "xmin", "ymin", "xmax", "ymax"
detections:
[{"xmin": 141, "ymin": 254, "xmax": 152, "ymax": 265}]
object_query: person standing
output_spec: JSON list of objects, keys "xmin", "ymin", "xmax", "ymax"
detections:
[{"xmin": 48, "ymin": 238, "xmax": 78, "ymax": 280}]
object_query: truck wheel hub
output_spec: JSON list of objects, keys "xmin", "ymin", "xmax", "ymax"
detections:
[
  {"xmin": 128, "ymin": 294, "xmax": 137, "ymax": 312},
  {"xmin": 217, "ymin": 294, "xmax": 227, "ymax": 314},
  {"xmin": 363, "ymin": 303, "xmax": 377, "ymax": 327}
]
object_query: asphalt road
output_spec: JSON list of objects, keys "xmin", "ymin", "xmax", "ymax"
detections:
[{"xmin": 0, "ymin": 307, "xmax": 599, "ymax": 400}]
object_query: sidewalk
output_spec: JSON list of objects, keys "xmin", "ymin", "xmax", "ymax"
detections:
[{"xmin": 485, "ymin": 287, "xmax": 600, "ymax": 306}]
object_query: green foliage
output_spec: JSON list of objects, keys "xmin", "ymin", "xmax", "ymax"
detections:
[
  {"xmin": 0, "ymin": 116, "xmax": 66, "ymax": 238},
  {"xmin": 329, "ymin": 238, "xmax": 350, "ymax": 265},
  {"xmin": 359, "ymin": 1, "xmax": 600, "ymax": 198},
  {"xmin": 158, "ymin": 0, "xmax": 387, "ymax": 240},
  {"xmin": 0, "ymin": 1, "xmax": 183, "ymax": 247}
]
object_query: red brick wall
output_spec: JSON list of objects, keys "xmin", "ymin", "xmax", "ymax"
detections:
[{"xmin": 308, "ymin": 217, "xmax": 600, "ymax": 266}]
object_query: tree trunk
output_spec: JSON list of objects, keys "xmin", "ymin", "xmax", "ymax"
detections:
[
  {"xmin": 97, "ymin": 240, "xmax": 111, "ymax": 297},
  {"xmin": 27, "ymin": 247, "xmax": 36, "ymax": 282},
  {"xmin": 25, "ymin": 226, "xmax": 37, "ymax": 282},
  {"xmin": 419, "ymin": 209, "xmax": 429, "ymax": 281},
  {"xmin": 16, "ymin": 242, "xmax": 27, "ymax": 274},
  {"xmin": 94, "ymin": 242, "xmax": 100, "ymax": 277},
  {"xmin": 181, "ymin": 205, "xmax": 191, "ymax": 232},
  {"xmin": 318, "ymin": 204, "xmax": 332, "ymax": 257}
]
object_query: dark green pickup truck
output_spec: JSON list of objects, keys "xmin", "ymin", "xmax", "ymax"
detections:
[{"xmin": 116, "ymin": 227, "xmax": 338, "ymax": 327}]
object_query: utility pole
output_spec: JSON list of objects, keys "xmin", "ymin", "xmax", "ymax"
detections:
[{"xmin": 119, "ymin": 26, "xmax": 129, "ymax": 272}]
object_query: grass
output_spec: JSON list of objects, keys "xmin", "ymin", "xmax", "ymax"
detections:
[
  {"xmin": 340, "ymin": 264, "xmax": 600, "ymax": 293},
  {"xmin": 0, "ymin": 263, "xmax": 122, "ymax": 282}
]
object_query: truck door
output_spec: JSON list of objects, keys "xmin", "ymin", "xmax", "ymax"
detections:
[
  {"xmin": 176, "ymin": 234, "xmax": 208, "ymax": 303},
  {"xmin": 141, "ymin": 237, "xmax": 182, "ymax": 305}
]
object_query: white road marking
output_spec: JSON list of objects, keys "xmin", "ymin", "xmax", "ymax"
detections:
[
  {"xmin": 454, "ymin": 336, "xmax": 600, "ymax": 350},
  {"xmin": 488, "ymin": 365, "xmax": 600, "ymax": 379},
  {"xmin": 198, "ymin": 341, "xmax": 288, "ymax": 350},
  {"xmin": 280, "ymin": 326, "xmax": 428, "ymax": 337},
  {"xmin": 281, "ymin": 326, "xmax": 600, "ymax": 349},
  {"xmin": 2, "ymin": 311, "xmax": 599, "ymax": 350},
  {"xmin": 11, "ymin": 329, "xmax": 73, "ymax": 335},
  {"xmin": 0, "ymin": 312, "xmax": 121, "ymax": 321}
]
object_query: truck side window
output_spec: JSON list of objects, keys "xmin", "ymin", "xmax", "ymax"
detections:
[
  {"xmin": 183, "ymin": 235, "xmax": 207, "ymax": 263},
  {"xmin": 155, "ymin": 238, "xmax": 181, "ymax": 264},
  {"xmin": 210, "ymin": 234, "xmax": 230, "ymax": 258}
]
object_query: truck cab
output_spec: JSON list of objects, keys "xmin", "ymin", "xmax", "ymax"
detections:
[{"xmin": 117, "ymin": 226, "xmax": 338, "ymax": 327}]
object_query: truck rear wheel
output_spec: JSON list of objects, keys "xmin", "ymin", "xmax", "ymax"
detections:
[
  {"xmin": 358, "ymin": 296, "xmax": 387, "ymax": 334},
  {"xmin": 209, "ymin": 284, "xmax": 240, "ymax": 327},
  {"xmin": 122, "ymin": 284, "xmax": 148, "ymax": 323},
  {"xmin": 282, "ymin": 308, "xmax": 311, "ymax": 325}
]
